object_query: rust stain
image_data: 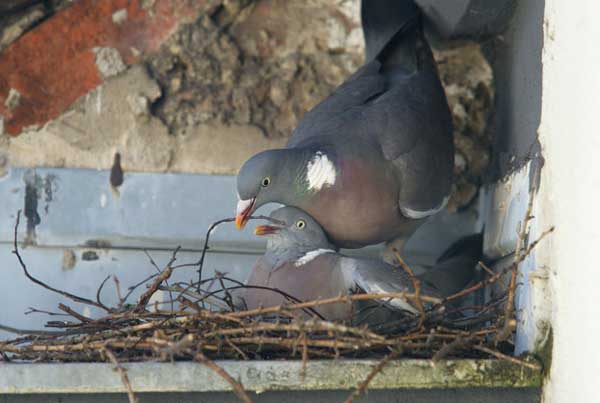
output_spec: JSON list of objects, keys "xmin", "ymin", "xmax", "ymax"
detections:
[{"xmin": 0, "ymin": 0, "xmax": 206, "ymax": 136}]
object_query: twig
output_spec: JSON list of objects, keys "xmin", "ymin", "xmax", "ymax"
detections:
[
  {"xmin": 96, "ymin": 275, "xmax": 111, "ymax": 308},
  {"xmin": 104, "ymin": 348, "xmax": 138, "ymax": 403},
  {"xmin": 393, "ymin": 249, "xmax": 425, "ymax": 328},
  {"xmin": 58, "ymin": 303, "xmax": 92, "ymax": 323},
  {"xmin": 478, "ymin": 261, "xmax": 495, "ymax": 276},
  {"xmin": 145, "ymin": 250, "xmax": 175, "ymax": 311},
  {"xmin": 113, "ymin": 276, "xmax": 124, "ymax": 309},
  {"xmin": 24, "ymin": 307, "xmax": 69, "ymax": 317},
  {"xmin": 194, "ymin": 352, "xmax": 253, "ymax": 403},
  {"xmin": 197, "ymin": 217, "xmax": 235, "ymax": 290},
  {"xmin": 208, "ymin": 276, "xmax": 327, "ymax": 319},
  {"xmin": 432, "ymin": 335, "xmax": 473, "ymax": 362},
  {"xmin": 226, "ymin": 292, "xmax": 440, "ymax": 319},
  {"xmin": 0, "ymin": 323, "xmax": 66, "ymax": 335},
  {"xmin": 134, "ymin": 247, "xmax": 180, "ymax": 312},
  {"xmin": 196, "ymin": 215, "xmax": 283, "ymax": 290},
  {"xmin": 215, "ymin": 271, "xmax": 236, "ymax": 311},
  {"xmin": 496, "ymin": 179, "xmax": 553, "ymax": 342},
  {"xmin": 12, "ymin": 210, "xmax": 111, "ymax": 312},
  {"xmin": 473, "ymin": 345, "xmax": 541, "ymax": 370},
  {"xmin": 344, "ymin": 349, "xmax": 402, "ymax": 403}
]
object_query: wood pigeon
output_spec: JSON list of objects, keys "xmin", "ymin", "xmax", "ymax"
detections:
[
  {"xmin": 235, "ymin": 207, "xmax": 481, "ymax": 323},
  {"xmin": 235, "ymin": 0, "xmax": 453, "ymax": 249}
]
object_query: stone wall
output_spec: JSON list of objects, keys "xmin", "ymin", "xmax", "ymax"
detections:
[{"xmin": 0, "ymin": 0, "xmax": 494, "ymax": 210}]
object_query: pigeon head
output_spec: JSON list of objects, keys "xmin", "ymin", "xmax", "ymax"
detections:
[
  {"xmin": 236, "ymin": 148, "xmax": 338, "ymax": 229},
  {"xmin": 254, "ymin": 206, "xmax": 334, "ymax": 253}
]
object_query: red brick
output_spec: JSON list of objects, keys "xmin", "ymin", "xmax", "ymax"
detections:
[{"xmin": 0, "ymin": 0, "xmax": 205, "ymax": 136}]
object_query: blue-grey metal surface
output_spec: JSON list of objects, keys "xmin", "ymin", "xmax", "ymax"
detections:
[
  {"xmin": 0, "ymin": 167, "xmax": 478, "ymax": 254},
  {"xmin": 0, "ymin": 167, "xmax": 270, "ymax": 252},
  {"xmin": 0, "ymin": 167, "xmax": 479, "ymax": 337}
]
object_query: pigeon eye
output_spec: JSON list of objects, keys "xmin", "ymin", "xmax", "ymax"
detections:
[
  {"xmin": 261, "ymin": 177, "xmax": 271, "ymax": 187},
  {"xmin": 296, "ymin": 219, "xmax": 306, "ymax": 229}
]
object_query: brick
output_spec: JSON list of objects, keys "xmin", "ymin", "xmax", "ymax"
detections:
[{"xmin": 0, "ymin": 0, "xmax": 205, "ymax": 135}]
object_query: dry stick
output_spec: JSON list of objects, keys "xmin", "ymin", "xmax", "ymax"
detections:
[
  {"xmin": 496, "ymin": 197, "xmax": 535, "ymax": 342},
  {"xmin": 196, "ymin": 215, "xmax": 283, "ymax": 290},
  {"xmin": 196, "ymin": 217, "xmax": 235, "ymax": 290},
  {"xmin": 194, "ymin": 352, "xmax": 253, "ymax": 403},
  {"xmin": 213, "ymin": 276, "xmax": 327, "ymax": 320},
  {"xmin": 440, "ymin": 227, "xmax": 553, "ymax": 309},
  {"xmin": 202, "ymin": 320, "xmax": 386, "ymax": 342},
  {"xmin": 145, "ymin": 249, "xmax": 175, "ymax": 311},
  {"xmin": 160, "ymin": 285, "xmax": 230, "ymax": 311},
  {"xmin": 393, "ymin": 249, "xmax": 426, "ymax": 328},
  {"xmin": 0, "ymin": 323, "xmax": 66, "ymax": 336},
  {"xmin": 12, "ymin": 210, "xmax": 111, "ymax": 312},
  {"xmin": 473, "ymin": 345, "xmax": 541, "ymax": 371},
  {"xmin": 496, "ymin": 213, "xmax": 554, "ymax": 341},
  {"xmin": 215, "ymin": 272, "xmax": 236, "ymax": 311},
  {"xmin": 25, "ymin": 307, "xmax": 70, "ymax": 317},
  {"xmin": 432, "ymin": 335, "xmax": 473, "ymax": 362},
  {"xmin": 134, "ymin": 247, "xmax": 181, "ymax": 313},
  {"xmin": 104, "ymin": 348, "xmax": 138, "ymax": 403},
  {"xmin": 344, "ymin": 349, "xmax": 402, "ymax": 403},
  {"xmin": 96, "ymin": 275, "xmax": 111, "ymax": 308},
  {"xmin": 225, "ymin": 337, "xmax": 249, "ymax": 360},
  {"xmin": 440, "ymin": 261, "xmax": 515, "ymax": 306},
  {"xmin": 226, "ymin": 292, "xmax": 440, "ymax": 319},
  {"xmin": 58, "ymin": 303, "xmax": 92, "ymax": 323},
  {"xmin": 113, "ymin": 276, "xmax": 124, "ymax": 309}
]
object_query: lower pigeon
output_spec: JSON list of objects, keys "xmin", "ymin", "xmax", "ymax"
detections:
[{"xmin": 235, "ymin": 207, "xmax": 481, "ymax": 323}]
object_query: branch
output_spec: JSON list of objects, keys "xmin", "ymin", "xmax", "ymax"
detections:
[
  {"xmin": 134, "ymin": 247, "xmax": 180, "ymax": 312},
  {"xmin": 104, "ymin": 348, "xmax": 138, "ymax": 403},
  {"xmin": 344, "ymin": 349, "xmax": 402, "ymax": 403},
  {"xmin": 393, "ymin": 249, "xmax": 426, "ymax": 328},
  {"xmin": 196, "ymin": 215, "xmax": 284, "ymax": 289},
  {"xmin": 12, "ymin": 210, "xmax": 111, "ymax": 312},
  {"xmin": 194, "ymin": 352, "xmax": 253, "ymax": 403}
]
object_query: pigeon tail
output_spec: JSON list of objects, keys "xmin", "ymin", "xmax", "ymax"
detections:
[
  {"xmin": 419, "ymin": 234, "xmax": 484, "ymax": 297},
  {"xmin": 361, "ymin": 0, "xmax": 421, "ymax": 64}
]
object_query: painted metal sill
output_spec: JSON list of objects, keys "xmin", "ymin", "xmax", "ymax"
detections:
[{"xmin": 0, "ymin": 359, "xmax": 541, "ymax": 394}]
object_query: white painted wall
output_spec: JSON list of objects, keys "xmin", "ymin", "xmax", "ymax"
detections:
[{"xmin": 538, "ymin": 0, "xmax": 600, "ymax": 400}]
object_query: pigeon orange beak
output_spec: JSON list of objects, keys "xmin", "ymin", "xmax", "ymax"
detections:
[
  {"xmin": 235, "ymin": 198, "xmax": 255, "ymax": 229},
  {"xmin": 254, "ymin": 225, "xmax": 281, "ymax": 236}
]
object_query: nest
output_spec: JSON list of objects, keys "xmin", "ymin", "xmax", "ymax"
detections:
[{"xmin": 0, "ymin": 206, "xmax": 551, "ymax": 403}]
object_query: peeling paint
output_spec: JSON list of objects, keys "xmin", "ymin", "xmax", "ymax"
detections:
[
  {"xmin": 62, "ymin": 249, "xmax": 77, "ymax": 270},
  {"xmin": 81, "ymin": 251, "xmax": 99, "ymax": 261},
  {"xmin": 109, "ymin": 152, "xmax": 124, "ymax": 189},
  {"xmin": 22, "ymin": 169, "xmax": 41, "ymax": 245}
]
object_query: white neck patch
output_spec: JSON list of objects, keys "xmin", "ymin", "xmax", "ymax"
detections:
[
  {"xmin": 306, "ymin": 151, "xmax": 336, "ymax": 191},
  {"xmin": 295, "ymin": 249, "xmax": 335, "ymax": 267}
]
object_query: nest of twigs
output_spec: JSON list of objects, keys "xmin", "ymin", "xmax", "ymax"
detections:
[{"xmin": 0, "ymin": 206, "xmax": 551, "ymax": 403}]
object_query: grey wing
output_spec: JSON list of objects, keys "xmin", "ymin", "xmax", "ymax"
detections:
[
  {"xmin": 365, "ymin": 70, "xmax": 454, "ymax": 219},
  {"xmin": 339, "ymin": 257, "xmax": 440, "ymax": 314},
  {"xmin": 287, "ymin": 61, "xmax": 386, "ymax": 148}
]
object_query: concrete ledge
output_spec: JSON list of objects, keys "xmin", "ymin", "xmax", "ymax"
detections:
[{"xmin": 0, "ymin": 359, "xmax": 541, "ymax": 394}]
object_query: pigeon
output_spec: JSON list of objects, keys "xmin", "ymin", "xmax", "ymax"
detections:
[
  {"xmin": 235, "ymin": 0, "xmax": 453, "ymax": 250},
  {"xmin": 235, "ymin": 207, "xmax": 481, "ymax": 323}
]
